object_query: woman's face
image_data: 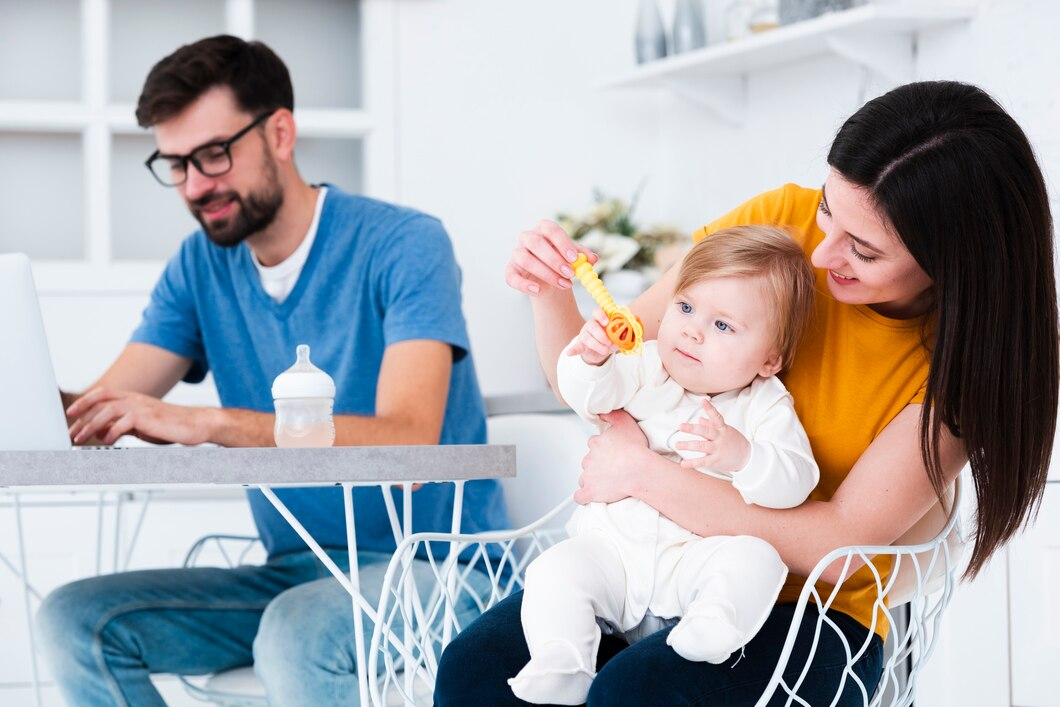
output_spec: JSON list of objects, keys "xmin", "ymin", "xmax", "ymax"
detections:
[{"xmin": 811, "ymin": 170, "xmax": 933, "ymax": 319}]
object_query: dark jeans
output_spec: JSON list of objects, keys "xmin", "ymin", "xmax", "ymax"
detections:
[{"xmin": 434, "ymin": 591, "xmax": 883, "ymax": 706}]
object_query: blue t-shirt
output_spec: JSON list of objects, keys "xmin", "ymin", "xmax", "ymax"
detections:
[{"xmin": 132, "ymin": 186, "xmax": 510, "ymax": 557}]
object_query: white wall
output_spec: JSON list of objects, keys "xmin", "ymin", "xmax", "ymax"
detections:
[
  {"xmin": 388, "ymin": 0, "xmax": 1060, "ymax": 398},
  {"xmin": 392, "ymin": 0, "xmax": 663, "ymax": 395},
  {"xmin": 32, "ymin": 2, "xmax": 1060, "ymax": 410}
]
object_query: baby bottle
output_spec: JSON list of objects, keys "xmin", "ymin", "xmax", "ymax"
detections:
[{"xmin": 271, "ymin": 344, "xmax": 336, "ymax": 448}]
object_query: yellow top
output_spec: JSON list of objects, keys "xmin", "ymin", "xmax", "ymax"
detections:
[{"xmin": 693, "ymin": 184, "xmax": 931, "ymax": 637}]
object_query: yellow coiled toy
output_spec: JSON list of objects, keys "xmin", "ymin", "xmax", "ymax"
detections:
[{"xmin": 570, "ymin": 254, "xmax": 644, "ymax": 356}]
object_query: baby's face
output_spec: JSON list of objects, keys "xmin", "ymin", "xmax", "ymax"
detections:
[{"xmin": 657, "ymin": 275, "xmax": 783, "ymax": 396}]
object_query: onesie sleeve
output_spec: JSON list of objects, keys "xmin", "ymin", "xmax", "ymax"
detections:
[
  {"xmin": 556, "ymin": 338, "xmax": 643, "ymax": 426},
  {"xmin": 729, "ymin": 377, "xmax": 819, "ymax": 508}
]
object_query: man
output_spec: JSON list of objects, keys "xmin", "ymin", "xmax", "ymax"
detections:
[{"xmin": 36, "ymin": 35, "xmax": 508, "ymax": 706}]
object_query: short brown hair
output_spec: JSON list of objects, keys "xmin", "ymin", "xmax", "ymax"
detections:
[
  {"xmin": 136, "ymin": 35, "xmax": 293, "ymax": 127},
  {"xmin": 675, "ymin": 225, "xmax": 815, "ymax": 369}
]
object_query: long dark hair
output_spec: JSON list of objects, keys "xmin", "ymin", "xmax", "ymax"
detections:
[{"xmin": 828, "ymin": 81, "xmax": 1058, "ymax": 578}]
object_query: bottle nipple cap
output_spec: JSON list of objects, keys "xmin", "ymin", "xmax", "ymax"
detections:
[{"xmin": 271, "ymin": 344, "xmax": 337, "ymax": 400}]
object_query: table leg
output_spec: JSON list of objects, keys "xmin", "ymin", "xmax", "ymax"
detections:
[
  {"xmin": 442, "ymin": 480, "xmax": 465, "ymax": 646},
  {"xmin": 14, "ymin": 493, "xmax": 43, "ymax": 707},
  {"xmin": 401, "ymin": 486, "xmax": 414, "ymax": 704},
  {"xmin": 343, "ymin": 482, "xmax": 371, "ymax": 707}
]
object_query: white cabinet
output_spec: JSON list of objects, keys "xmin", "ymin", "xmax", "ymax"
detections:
[{"xmin": 0, "ymin": 0, "xmax": 394, "ymax": 293}]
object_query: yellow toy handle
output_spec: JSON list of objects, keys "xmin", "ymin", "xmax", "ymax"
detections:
[{"xmin": 570, "ymin": 254, "xmax": 644, "ymax": 355}]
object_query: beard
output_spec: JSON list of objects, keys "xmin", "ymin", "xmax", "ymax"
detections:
[{"xmin": 190, "ymin": 159, "xmax": 284, "ymax": 248}]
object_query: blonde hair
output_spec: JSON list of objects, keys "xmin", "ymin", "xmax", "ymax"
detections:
[{"xmin": 675, "ymin": 225, "xmax": 815, "ymax": 370}]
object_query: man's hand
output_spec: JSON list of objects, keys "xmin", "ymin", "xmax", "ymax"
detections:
[
  {"xmin": 66, "ymin": 388, "xmax": 218, "ymax": 446},
  {"xmin": 675, "ymin": 399, "xmax": 751, "ymax": 474}
]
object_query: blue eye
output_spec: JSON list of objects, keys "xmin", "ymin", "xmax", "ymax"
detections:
[
  {"xmin": 679, "ymin": 302, "xmax": 693, "ymax": 314},
  {"xmin": 714, "ymin": 320, "xmax": 731, "ymax": 332}
]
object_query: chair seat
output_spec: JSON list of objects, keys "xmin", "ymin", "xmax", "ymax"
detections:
[
  {"xmin": 197, "ymin": 665, "xmax": 433, "ymax": 706},
  {"xmin": 200, "ymin": 667, "xmax": 267, "ymax": 705}
]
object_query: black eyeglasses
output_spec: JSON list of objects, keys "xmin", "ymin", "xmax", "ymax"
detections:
[{"xmin": 144, "ymin": 110, "xmax": 276, "ymax": 187}]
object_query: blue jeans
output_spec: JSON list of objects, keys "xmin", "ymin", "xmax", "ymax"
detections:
[
  {"xmin": 36, "ymin": 549, "xmax": 490, "ymax": 706},
  {"xmin": 434, "ymin": 590, "xmax": 884, "ymax": 706}
]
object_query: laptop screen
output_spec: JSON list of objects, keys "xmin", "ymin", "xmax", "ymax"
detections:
[{"xmin": 0, "ymin": 253, "xmax": 74, "ymax": 451}]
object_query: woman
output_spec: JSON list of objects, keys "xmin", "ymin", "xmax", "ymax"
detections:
[{"xmin": 435, "ymin": 81, "xmax": 1058, "ymax": 705}]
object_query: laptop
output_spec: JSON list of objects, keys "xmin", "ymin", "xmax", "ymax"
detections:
[{"xmin": 0, "ymin": 253, "xmax": 77, "ymax": 451}]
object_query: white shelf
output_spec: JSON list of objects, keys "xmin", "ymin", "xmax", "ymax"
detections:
[
  {"xmin": 0, "ymin": 101, "xmax": 374, "ymax": 139},
  {"xmin": 603, "ymin": 3, "xmax": 975, "ymax": 124}
]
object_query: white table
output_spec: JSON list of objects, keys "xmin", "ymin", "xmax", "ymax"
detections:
[{"xmin": 0, "ymin": 444, "xmax": 515, "ymax": 707}]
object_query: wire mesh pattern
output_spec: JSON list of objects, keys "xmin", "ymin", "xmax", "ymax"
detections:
[
  {"xmin": 367, "ymin": 500, "xmax": 573, "ymax": 706},
  {"xmin": 755, "ymin": 480, "xmax": 963, "ymax": 707},
  {"xmin": 178, "ymin": 481, "xmax": 962, "ymax": 707},
  {"xmin": 370, "ymin": 482, "xmax": 962, "ymax": 707}
]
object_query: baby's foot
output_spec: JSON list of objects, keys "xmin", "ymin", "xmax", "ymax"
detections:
[
  {"xmin": 507, "ymin": 640, "xmax": 594, "ymax": 705},
  {"xmin": 666, "ymin": 602, "xmax": 744, "ymax": 664}
]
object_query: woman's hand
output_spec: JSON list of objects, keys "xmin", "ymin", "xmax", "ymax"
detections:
[
  {"xmin": 505, "ymin": 220, "xmax": 596, "ymax": 297},
  {"xmin": 574, "ymin": 409, "xmax": 651, "ymax": 504}
]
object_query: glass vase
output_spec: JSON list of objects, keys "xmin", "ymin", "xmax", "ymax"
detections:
[{"xmin": 635, "ymin": 0, "xmax": 668, "ymax": 63}]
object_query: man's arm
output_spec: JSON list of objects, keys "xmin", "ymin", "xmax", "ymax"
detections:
[
  {"xmin": 68, "ymin": 342, "xmax": 194, "ymax": 402},
  {"xmin": 64, "ymin": 343, "xmax": 194, "ymax": 443},
  {"xmin": 67, "ymin": 339, "xmax": 452, "ymax": 448}
]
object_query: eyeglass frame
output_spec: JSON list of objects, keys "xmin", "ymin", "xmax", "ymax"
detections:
[{"xmin": 143, "ymin": 109, "xmax": 277, "ymax": 187}]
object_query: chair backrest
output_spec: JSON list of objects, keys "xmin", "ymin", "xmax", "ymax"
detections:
[
  {"xmin": 487, "ymin": 411, "xmax": 593, "ymax": 529},
  {"xmin": 757, "ymin": 477, "xmax": 965, "ymax": 707}
]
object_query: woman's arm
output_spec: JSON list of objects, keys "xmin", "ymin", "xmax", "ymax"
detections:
[
  {"xmin": 507, "ymin": 221, "xmax": 678, "ymax": 394},
  {"xmin": 578, "ymin": 405, "xmax": 967, "ymax": 583}
]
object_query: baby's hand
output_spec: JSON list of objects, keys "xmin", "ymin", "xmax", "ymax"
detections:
[
  {"xmin": 566, "ymin": 309, "xmax": 613, "ymax": 366},
  {"xmin": 675, "ymin": 399, "xmax": 751, "ymax": 474}
]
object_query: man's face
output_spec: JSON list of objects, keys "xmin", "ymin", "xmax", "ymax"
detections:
[{"xmin": 153, "ymin": 86, "xmax": 283, "ymax": 248}]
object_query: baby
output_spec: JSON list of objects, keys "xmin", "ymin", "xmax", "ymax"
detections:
[{"xmin": 508, "ymin": 225, "xmax": 820, "ymax": 705}]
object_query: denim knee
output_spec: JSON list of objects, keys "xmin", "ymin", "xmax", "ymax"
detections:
[
  {"xmin": 254, "ymin": 582, "xmax": 355, "ymax": 678},
  {"xmin": 36, "ymin": 577, "xmax": 103, "ymax": 669}
]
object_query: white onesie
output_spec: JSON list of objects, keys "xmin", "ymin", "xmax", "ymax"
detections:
[{"xmin": 508, "ymin": 340, "xmax": 819, "ymax": 705}]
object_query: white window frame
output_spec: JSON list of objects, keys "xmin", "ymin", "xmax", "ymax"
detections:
[{"xmin": 0, "ymin": 0, "xmax": 396, "ymax": 294}]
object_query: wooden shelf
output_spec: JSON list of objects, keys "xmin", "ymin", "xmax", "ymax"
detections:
[{"xmin": 602, "ymin": 3, "xmax": 975, "ymax": 124}]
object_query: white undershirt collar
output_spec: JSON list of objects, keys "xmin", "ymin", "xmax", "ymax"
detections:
[{"xmin": 252, "ymin": 186, "xmax": 328, "ymax": 303}]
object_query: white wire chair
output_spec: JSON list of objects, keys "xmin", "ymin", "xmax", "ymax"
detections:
[
  {"xmin": 755, "ymin": 478, "xmax": 964, "ymax": 707},
  {"xmin": 367, "ymin": 414, "xmax": 966, "ymax": 707},
  {"xmin": 367, "ymin": 499, "xmax": 572, "ymax": 705}
]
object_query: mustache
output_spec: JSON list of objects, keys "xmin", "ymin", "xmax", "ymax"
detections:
[{"xmin": 191, "ymin": 191, "xmax": 239, "ymax": 210}]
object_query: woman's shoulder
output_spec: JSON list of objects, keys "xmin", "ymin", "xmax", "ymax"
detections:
[{"xmin": 694, "ymin": 184, "xmax": 822, "ymax": 243}]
